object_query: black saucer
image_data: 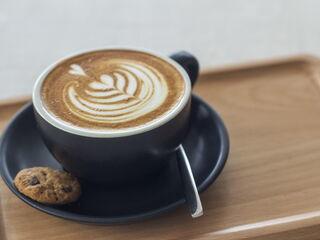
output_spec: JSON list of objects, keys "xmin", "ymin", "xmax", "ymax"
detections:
[{"xmin": 0, "ymin": 95, "xmax": 229, "ymax": 224}]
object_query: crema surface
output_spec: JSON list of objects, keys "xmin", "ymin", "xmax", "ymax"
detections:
[{"xmin": 41, "ymin": 50, "xmax": 185, "ymax": 130}]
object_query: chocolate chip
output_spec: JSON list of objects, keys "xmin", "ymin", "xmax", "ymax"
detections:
[
  {"xmin": 61, "ymin": 186, "xmax": 72, "ymax": 193},
  {"xmin": 29, "ymin": 176, "xmax": 40, "ymax": 186}
]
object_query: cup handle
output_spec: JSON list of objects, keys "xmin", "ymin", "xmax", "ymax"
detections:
[
  {"xmin": 176, "ymin": 145, "xmax": 203, "ymax": 218},
  {"xmin": 170, "ymin": 51, "xmax": 199, "ymax": 87}
]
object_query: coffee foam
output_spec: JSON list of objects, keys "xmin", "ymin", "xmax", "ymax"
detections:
[
  {"xmin": 41, "ymin": 50, "xmax": 186, "ymax": 130},
  {"xmin": 65, "ymin": 60, "xmax": 168, "ymax": 123}
]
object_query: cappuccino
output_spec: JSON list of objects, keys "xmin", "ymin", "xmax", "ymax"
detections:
[{"xmin": 41, "ymin": 50, "xmax": 186, "ymax": 130}]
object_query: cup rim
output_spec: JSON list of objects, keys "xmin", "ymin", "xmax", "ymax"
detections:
[{"xmin": 32, "ymin": 46, "xmax": 192, "ymax": 138}]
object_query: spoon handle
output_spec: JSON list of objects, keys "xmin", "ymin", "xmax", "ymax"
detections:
[{"xmin": 177, "ymin": 145, "xmax": 203, "ymax": 218}]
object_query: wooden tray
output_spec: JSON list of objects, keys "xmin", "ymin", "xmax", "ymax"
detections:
[{"xmin": 2, "ymin": 55, "xmax": 320, "ymax": 240}]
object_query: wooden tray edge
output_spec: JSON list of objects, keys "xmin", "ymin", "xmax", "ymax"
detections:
[
  {"xmin": 0, "ymin": 95, "xmax": 30, "ymax": 107},
  {"xmin": 0, "ymin": 193, "xmax": 7, "ymax": 240},
  {"xmin": 201, "ymin": 54, "xmax": 320, "ymax": 77}
]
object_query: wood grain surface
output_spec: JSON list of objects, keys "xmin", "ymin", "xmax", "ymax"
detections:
[{"xmin": 1, "ymin": 56, "xmax": 320, "ymax": 239}]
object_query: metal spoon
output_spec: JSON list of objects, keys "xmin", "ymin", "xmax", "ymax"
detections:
[{"xmin": 177, "ymin": 145, "xmax": 203, "ymax": 218}]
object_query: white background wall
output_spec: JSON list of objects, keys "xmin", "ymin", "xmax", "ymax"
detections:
[{"xmin": 1, "ymin": 0, "xmax": 320, "ymax": 100}]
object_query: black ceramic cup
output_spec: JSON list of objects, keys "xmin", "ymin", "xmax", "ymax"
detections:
[{"xmin": 32, "ymin": 48, "xmax": 199, "ymax": 184}]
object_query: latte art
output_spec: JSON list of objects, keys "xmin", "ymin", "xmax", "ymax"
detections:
[
  {"xmin": 40, "ymin": 50, "xmax": 186, "ymax": 130},
  {"xmin": 65, "ymin": 61, "xmax": 168, "ymax": 124}
]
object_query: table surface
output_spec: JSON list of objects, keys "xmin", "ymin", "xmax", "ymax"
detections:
[
  {"xmin": 2, "ymin": 55, "xmax": 320, "ymax": 240},
  {"xmin": 1, "ymin": 0, "xmax": 320, "ymax": 100}
]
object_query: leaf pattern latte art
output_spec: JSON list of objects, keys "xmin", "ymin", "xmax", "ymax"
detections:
[{"xmin": 63, "ymin": 60, "xmax": 168, "ymax": 124}]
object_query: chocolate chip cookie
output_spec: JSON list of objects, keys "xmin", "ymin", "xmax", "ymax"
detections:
[{"xmin": 14, "ymin": 167, "xmax": 81, "ymax": 204}]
